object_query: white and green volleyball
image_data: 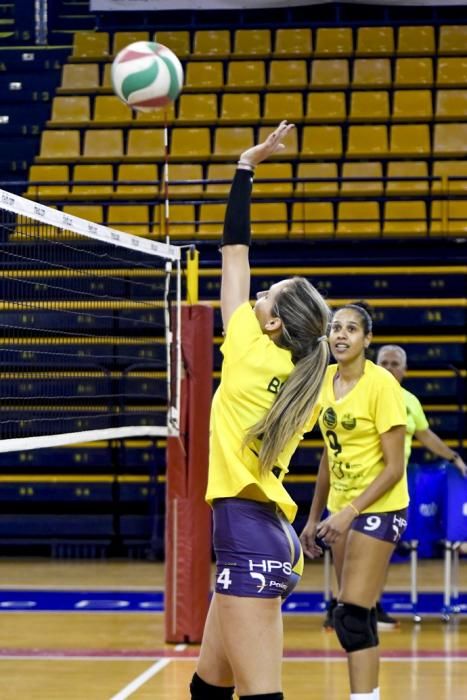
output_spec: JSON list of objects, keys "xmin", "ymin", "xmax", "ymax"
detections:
[{"xmin": 111, "ymin": 41, "xmax": 184, "ymax": 111}]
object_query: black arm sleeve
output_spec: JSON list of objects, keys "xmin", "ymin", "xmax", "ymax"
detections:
[{"xmin": 221, "ymin": 168, "xmax": 253, "ymax": 247}]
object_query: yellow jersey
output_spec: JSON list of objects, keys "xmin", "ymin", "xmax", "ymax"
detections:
[
  {"xmin": 206, "ymin": 302, "xmax": 319, "ymax": 523},
  {"xmin": 318, "ymin": 360, "xmax": 408, "ymax": 513},
  {"xmin": 402, "ymin": 387, "xmax": 429, "ymax": 464}
]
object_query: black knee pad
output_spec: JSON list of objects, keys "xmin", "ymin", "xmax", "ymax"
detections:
[
  {"xmin": 240, "ymin": 694, "xmax": 284, "ymax": 700},
  {"xmin": 370, "ymin": 606, "xmax": 380, "ymax": 646},
  {"xmin": 333, "ymin": 602, "xmax": 378, "ymax": 653},
  {"xmin": 190, "ymin": 672, "xmax": 234, "ymax": 699}
]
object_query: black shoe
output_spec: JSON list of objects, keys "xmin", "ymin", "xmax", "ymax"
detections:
[
  {"xmin": 376, "ymin": 601, "xmax": 399, "ymax": 629},
  {"xmin": 323, "ymin": 597, "xmax": 337, "ymax": 630}
]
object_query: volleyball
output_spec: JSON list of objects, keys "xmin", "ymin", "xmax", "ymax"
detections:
[{"xmin": 111, "ymin": 41, "xmax": 184, "ymax": 111}]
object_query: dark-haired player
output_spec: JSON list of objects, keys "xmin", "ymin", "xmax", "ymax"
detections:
[{"xmin": 300, "ymin": 303, "xmax": 408, "ymax": 700}]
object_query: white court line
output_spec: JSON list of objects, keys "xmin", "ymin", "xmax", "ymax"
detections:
[
  {"xmin": 0, "ymin": 655, "xmax": 464, "ymax": 663},
  {"xmin": 108, "ymin": 658, "xmax": 171, "ymax": 700}
]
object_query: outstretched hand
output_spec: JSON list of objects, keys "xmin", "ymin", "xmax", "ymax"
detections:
[{"xmin": 239, "ymin": 120, "xmax": 295, "ymax": 168}]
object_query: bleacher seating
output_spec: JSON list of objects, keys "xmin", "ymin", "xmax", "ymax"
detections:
[{"xmin": 1, "ymin": 1, "xmax": 466, "ymax": 556}]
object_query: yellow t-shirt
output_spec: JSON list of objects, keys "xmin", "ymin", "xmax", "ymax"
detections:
[
  {"xmin": 206, "ymin": 302, "xmax": 319, "ymax": 523},
  {"xmin": 402, "ymin": 387, "xmax": 429, "ymax": 464},
  {"xmin": 318, "ymin": 360, "xmax": 408, "ymax": 513}
]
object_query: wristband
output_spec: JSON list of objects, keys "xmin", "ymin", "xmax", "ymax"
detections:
[
  {"xmin": 348, "ymin": 503, "xmax": 360, "ymax": 516},
  {"xmin": 237, "ymin": 160, "xmax": 255, "ymax": 171}
]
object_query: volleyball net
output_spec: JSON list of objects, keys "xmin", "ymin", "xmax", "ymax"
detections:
[
  {"xmin": 0, "ymin": 187, "xmax": 182, "ymax": 451},
  {"xmin": 0, "ymin": 187, "xmax": 213, "ymax": 643}
]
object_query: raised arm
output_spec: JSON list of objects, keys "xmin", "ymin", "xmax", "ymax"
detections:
[{"xmin": 220, "ymin": 120, "xmax": 295, "ymax": 330}]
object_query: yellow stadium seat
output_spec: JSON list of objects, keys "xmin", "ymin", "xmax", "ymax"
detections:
[
  {"xmin": 127, "ymin": 129, "xmax": 165, "ymax": 161},
  {"xmin": 62, "ymin": 204, "xmax": 104, "ymax": 223},
  {"xmin": 27, "ymin": 165, "xmax": 70, "ymax": 199},
  {"xmin": 306, "ymin": 92, "xmax": 346, "ymax": 122},
  {"xmin": 251, "ymin": 203, "xmax": 288, "ymax": 237},
  {"xmin": 198, "ymin": 203, "xmax": 226, "ymax": 238},
  {"xmin": 386, "ymin": 161, "xmax": 429, "ymax": 195},
  {"xmin": 390, "ymin": 125, "xmax": 430, "ymax": 157},
  {"xmin": 268, "ymin": 60, "xmax": 307, "ymax": 88},
  {"xmin": 135, "ymin": 102, "xmax": 175, "ymax": 124},
  {"xmin": 347, "ymin": 125, "xmax": 388, "ymax": 158},
  {"xmin": 185, "ymin": 62, "xmax": 223, "ymax": 90},
  {"xmin": 341, "ymin": 162, "xmax": 383, "ymax": 196},
  {"xmin": 72, "ymin": 164, "xmax": 113, "ymax": 198},
  {"xmin": 431, "ymin": 201, "xmax": 467, "ymax": 236},
  {"xmin": 115, "ymin": 164, "xmax": 158, "ymax": 198},
  {"xmin": 290, "ymin": 202, "xmax": 334, "ymax": 237},
  {"xmin": 432, "ymin": 161, "xmax": 467, "ymax": 194},
  {"xmin": 437, "ymin": 58, "xmax": 467, "ymax": 86},
  {"xmin": 206, "ymin": 164, "xmax": 236, "ymax": 196},
  {"xmin": 154, "ymin": 31, "xmax": 190, "ymax": 59},
  {"xmin": 383, "ymin": 201, "xmax": 427, "ymax": 237},
  {"xmin": 258, "ymin": 126, "xmax": 298, "ymax": 159},
  {"xmin": 101, "ymin": 62, "xmax": 112, "ymax": 89},
  {"xmin": 439, "ymin": 25, "xmax": 467, "ymax": 55},
  {"xmin": 213, "ymin": 127, "xmax": 254, "ymax": 159},
  {"xmin": 220, "ymin": 93, "xmax": 260, "ymax": 123},
  {"xmin": 227, "ymin": 61, "xmax": 266, "ymax": 90},
  {"xmin": 315, "ymin": 28, "xmax": 353, "ymax": 56},
  {"xmin": 107, "ymin": 205, "xmax": 151, "ymax": 236},
  {"xmin": 435, "ymin": 90, "xmax": 467, "ymax": 120},
  {"xmin": 82, "ymin": 129, "xmax": 123, "ymax": 161},
  {"xmin": 349, "ymin": 91, "xmax": 389, "ymax": 122},
  {"xmin": 171, "ymin": 127, "xmax": 211, "ymax": 160},
  {"xmin": 295, "ymin": 163, "xmax": 338, "ymax": 197},
  {"xmin": 165, "ymin": 204, "xmax": 196, "ymax": 239},
  {"xmin": 177, "ymin": 94, "xmax": 218, "ymax": 124},
  {"xmin": 356, "ymin": 27, "xmax": 394, "ymax": 55},
  {"xmin": 311, "ymin": 59, "xmax": 349, "ymax": 88},
  {"xmin": 274, "ymin": 28, "xmax": 312, "ymax": 57},
  {"xmin": 301, "ymin": 126, "xmax": 342, "ymax": 159},
  {"xmin": 112, "ymin": 32, "xmax": 149, "ymax": 56},
  {"xmin": 392, "ymin": 90, "xmax": 433, "ymax": 121},
  {"xmin": 37, "ymin": 130, "xmax": 81, "ymax": 162},
  {"xmin": 49, "ymin": 96, "xmax": 91, "ymax": 126},
  {"xmin": 193, "ymin": 30, "xmax": 230, "ymax": 58},
  {"xmin": 263, "ymin": 92, "xmax": 303, "ymax": 123},
  {"xmin": 233, "ymin": 29, "xmax": 271, "ymax": 57},
  {"xmin": 433, "ymin": 123, "xmax": 467, "ymax": 157},
  {"xmin": 166, "ymin": 164, "xmax": 203, "ymax": 197},
  {"xmin": 397, "ymin": 26, "xmax": 435, "ymax": 55},
  {"xmin": 72, "ymin": 31, "xmax": 110, "ymax": 60},
  {"xmin": 395, "ymin": 58, "xmax": 433, "ymax": 87},
  {"xmin": 60, "ymin": 64, "xmax": 99, "ymax": 92},
  {"xmin": 253, "ymin": 163, "xmax": 293, "ymax": 197},
  {"xmin": 93, "ymin": 96, "xmax": 132, "ymax": 125},
  {"xmin": 353, "ymin": 59, "xmax": 391, "ymax": 87},
  {"xmin": 337, "ymin": 202, "xmax": 380, "ymax": 236}
]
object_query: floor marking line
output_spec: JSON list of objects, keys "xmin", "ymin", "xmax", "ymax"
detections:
[
  {"xmin": 0, "ymin": 653, "xmax": 465, "ymax": 662},
  {"xmin": 108, "ymin": 658, "xmax": 171, "ymax": 700}
]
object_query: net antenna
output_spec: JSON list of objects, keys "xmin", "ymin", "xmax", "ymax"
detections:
[
  {"xmin": 161, "ymin": 112, "xmax": 181, "ymax": 435},
  {"xmin": 0, "ymin": 187, "xmax": 181, "ymax": 453}
]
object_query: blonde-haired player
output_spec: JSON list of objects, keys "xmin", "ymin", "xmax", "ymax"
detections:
[{"xmin": 189, "ymin": 122, "xmax": 331, "ymax": 700}]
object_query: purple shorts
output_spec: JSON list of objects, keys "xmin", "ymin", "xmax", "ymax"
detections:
[
  {"xmin": 351, "ymin": 508, "xmax": 408, "ymax": 544},
  {"xmin": 212, "ymin": 498, "xmax": 303, "ymax": 599}
]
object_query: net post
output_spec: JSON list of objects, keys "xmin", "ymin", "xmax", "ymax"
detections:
[
  {"xmin": 165, "ymin": 303, "xmax": 213, "ymax": 643},
  {"xmin": 186, "ymin": 246, "xmax": 199, "ymax": 304}
]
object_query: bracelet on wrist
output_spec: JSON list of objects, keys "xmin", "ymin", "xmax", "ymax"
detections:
[
  {"xmin": 348, "ymin": 502, "xmax": 360, "ymax": 516},
  {"xmin": 237, "ymin": 160, "xmax": 255, "ymax": 171}
]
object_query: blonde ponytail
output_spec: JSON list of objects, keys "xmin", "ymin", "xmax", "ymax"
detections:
[{"xmin": 244, "ymin": 277, "xmax": 330, "ymax": 475}]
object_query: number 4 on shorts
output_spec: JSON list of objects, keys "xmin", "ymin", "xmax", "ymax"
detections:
[{"xmin": 217, "ymin": 568, "xmax": 232, "ymax": 590}]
